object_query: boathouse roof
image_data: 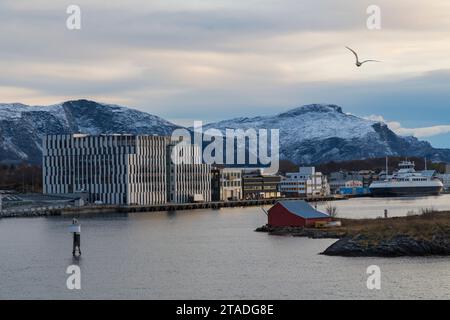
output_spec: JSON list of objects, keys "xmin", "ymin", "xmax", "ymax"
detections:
[{"xmin": 277, "ymin": 200, "xmax": 330, "ymax": 219}]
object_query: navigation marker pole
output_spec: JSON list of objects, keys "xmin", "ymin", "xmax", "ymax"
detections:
[{"xmin": 69, "ymin": 218, "xmax": 81, "ymax": 257}]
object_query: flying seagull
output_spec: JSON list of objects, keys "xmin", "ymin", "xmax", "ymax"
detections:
[{"xmin": 345, "ymin": 46, "xmax": 381, "ymax": 67}]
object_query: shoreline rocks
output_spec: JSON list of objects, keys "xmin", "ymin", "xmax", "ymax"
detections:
[
  {"xmin": 255, "ymin": 225, "xmax": 344, "ymax": 239},
  {"xmin": 321, "ymin": 234, "xmax": 450, "ymax": 257},
  {"xmin": 256, "ymin": 224, "xmax": 450, "ymax": 257}
]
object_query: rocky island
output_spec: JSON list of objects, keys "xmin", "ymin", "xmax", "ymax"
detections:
[{"xmin": 256, "ymin": 211, "xmax": 450, "ymax": 257}]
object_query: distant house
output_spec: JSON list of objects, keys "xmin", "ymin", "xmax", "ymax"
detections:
[
  {"xmin": 328, "ymin": 170, "xmax": 377, "ymax": 194},
  {"xmin": 268, "ymin": 200, "xmax": 332, "ymax": 227},
  {"xmin": 279, "ymin": 167, "xmax": 330, "ymax": 198}
]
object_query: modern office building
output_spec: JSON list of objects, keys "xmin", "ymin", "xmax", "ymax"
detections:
[
  {"xmin": 279, "ymin": 167, "xmax": 330, "ymax": 197},
  {"xmin": 43, "ymin": 134, "xmax": 169, "ymax": 205},
  {"xmin": 167, "ymin": 143, "xmax": 211, "ymax": 203},
  {"xmin": 43, "ymin": 134, "xmax": 211, "ymax": 205},
  {"xmin": 211, "ymin": 167, "xmax": 242, "ymax": 201}
]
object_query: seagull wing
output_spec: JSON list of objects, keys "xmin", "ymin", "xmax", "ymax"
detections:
[
  {"xmin": 360, "ymin": 60, "xmax": 381, "ymax": 65},
  {"xmin": 345, "ymin": 46, "xmax": 359, "ymax": 63}
]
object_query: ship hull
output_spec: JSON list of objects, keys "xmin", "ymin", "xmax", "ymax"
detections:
[{"xmin": 370, "ymin": 186, "xmax": 443, "ymax": 197}]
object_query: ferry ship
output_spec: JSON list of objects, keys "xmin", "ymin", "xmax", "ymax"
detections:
[{"xmin": 369, "ymin": 160, "xmax": 444, "ymax": 197}]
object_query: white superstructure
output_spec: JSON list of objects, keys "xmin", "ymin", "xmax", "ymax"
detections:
[{"xmin": 369, "ymin": 160, "xmax": 443, "ymax": 196}]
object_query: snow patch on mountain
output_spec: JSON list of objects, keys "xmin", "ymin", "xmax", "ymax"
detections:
[
  {"xmin": 0, "ymin": 99, "xmax": 180, "ymax": 163},
  {"xmin": 203, "ymin": 104, "xmax": 450, "ymax": 164},
  {"xmin": 205, "ymin": 104, "xmax": 377, "ymax": 143},
  {"xmin": 1, "ymin": 101, "xmax": 450, "ymax": 165}
]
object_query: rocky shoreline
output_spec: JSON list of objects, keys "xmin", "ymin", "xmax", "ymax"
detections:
[
  {"xmin": 322, "ymin": 234, "xmax": 450, "ymax": 257},
  {"xmin": 255, "ymin": 225, "xmax": 343, "ymax": 239},
  {"xmin": 256, "ymin": 211, "xmax": 450, "ymax": 257}
]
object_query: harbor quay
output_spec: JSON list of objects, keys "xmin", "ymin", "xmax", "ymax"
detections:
[{"xmin": 0, "ymin": 195, "xmax": 344, "ymax": 218}]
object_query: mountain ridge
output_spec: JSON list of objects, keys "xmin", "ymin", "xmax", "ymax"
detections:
[
  {"xmin": 0, "ymin": 99, "xmax": 180, "ymax": 163},
  {"xmin": 202, "ymin": 103, "xmax": 450, "ymax": 165},
  {"xmin": 1, "ymin": 100, "xmax": 449, "ymax": 165}
]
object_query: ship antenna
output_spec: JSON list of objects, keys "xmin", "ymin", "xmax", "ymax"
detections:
[{"xmin": 425, "ymin": 157, "xmax": 427, "ymax": 171}]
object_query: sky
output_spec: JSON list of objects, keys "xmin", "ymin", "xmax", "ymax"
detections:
[{"xmin": 0, "ymin": 0, "xmax": 450, "ymax": 147}]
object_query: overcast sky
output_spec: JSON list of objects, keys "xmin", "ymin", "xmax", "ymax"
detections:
[{"xmin": 1, "ymin": 0, "xmax": 450, "ymax": 147}]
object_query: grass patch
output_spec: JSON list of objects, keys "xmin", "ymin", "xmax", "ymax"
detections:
[{"xmin": 328, "ymin": 211, "xmax": 450, "ymax": 241}]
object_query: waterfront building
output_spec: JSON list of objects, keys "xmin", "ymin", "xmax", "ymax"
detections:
[
  {"xmin": 328, "ymin": 170, "xmax": 376, "ymax": 194},
  {"xmin": 358, "ymin": 170, "xmax": 378, "ymax": 187},
  {"xmin": 242, "ymin": 170, "xmax": 281, "ymax": 199},
  {"xmin": 43, "ymin": 134, "xmax": 211, "ymax": 205},
  {"xmin": 43, "ymin": 134, "xmax": 169, "ymax": 205},
  {"xmin": 167, "ymin": 144, "xmax": 211, "ymax": 203},
  {"xmin": 437, "ymin": 173, "xmax": 450, "ymax": 191},
  {"xmin": 211, "ymin": 167, "xmax": 242, "ymax": 201},
  {"xmin": 328, "ymin": 171, "xmax": 362, "ymax": 194},
  {"xmin": 268, "ymin": 200, "xmax": 331, "ymax": 227},
  {"xmin": 279, "ymin": 167, "xmax": 330, "ymax": 198},
  {"xmin": 337, "ymin": 180, "xmax": 370, "ymax": 195},
  {"xmin": 435, "ymin": 164, "xmax": 450, "ymax": 192}
]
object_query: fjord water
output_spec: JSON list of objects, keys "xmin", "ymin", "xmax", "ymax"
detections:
[{"xmin": 1, "ymin": 196, "xmax": 450, "ymax": 299}]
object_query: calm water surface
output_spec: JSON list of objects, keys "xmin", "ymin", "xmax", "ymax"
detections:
[{"xmin": 1, "ymin": 196, "xmax": 449, "ymax": 299}]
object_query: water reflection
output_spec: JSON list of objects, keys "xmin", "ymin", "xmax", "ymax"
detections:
[{"xmin": 0, "ymin": 196, "xmax": 449, "ymax": 299}]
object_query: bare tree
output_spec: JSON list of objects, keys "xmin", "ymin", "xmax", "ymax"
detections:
[{"xmin": 325, "ymin": 203, "xmax": 338, "ymax": 218}]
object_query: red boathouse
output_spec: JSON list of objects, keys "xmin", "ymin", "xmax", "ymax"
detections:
[{"xmin": 268, "ymin": 200, "xmax": 332, "ymax": 227}]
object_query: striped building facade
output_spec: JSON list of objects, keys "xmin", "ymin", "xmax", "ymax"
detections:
[
  {"xmin": 43, "ymin": 134, "xmax": 212, "ymax": 205},
  {"xmin": 168, "ymin": 144, "xmax": 212, "ymax": 203},
  {"xmin": 43, "ymin": 134, "xmax": 169, "ymax": 205}
]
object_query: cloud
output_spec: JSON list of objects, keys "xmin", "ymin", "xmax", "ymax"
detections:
[
  {"xmin": 0, "ymin": 0, "xmax": 450, "ymax": 147},
  {"xmin": 364, "ymin": 115, "xmax": 450, "ymax": 138}
]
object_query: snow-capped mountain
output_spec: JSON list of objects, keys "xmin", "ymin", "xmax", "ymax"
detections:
[
  {"xmin": 203, "ymin": 104, "xmax": 450, "ymax": 164},
  {"xmin": 1, "ymin": 101, "xmax": 449, "ymax": 165},
  {"xmin": 0, "ymin": 100, "xmax": 180, "ymax": 163}
]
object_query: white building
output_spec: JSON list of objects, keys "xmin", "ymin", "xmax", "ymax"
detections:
[
  {"xmin": 43, "ymin": 134, "xmax": 169, "ymax": 205},
  {"xmin": 43, "ymin": 134, "xmax": 211, "ymax": 205},
  {"xmin": 279, "ymin": 167, "xmax": 329, "ymax": 197},
  {"xmin": 211, "ymin": 168, "xmax": 242, "ymax": 201},
  {"xmin": 437, "ymin": 173, "xmax": 450, "ymax": 191},
  {"xmin": 167, "ymin": 144, "xmax": 211, "ymax": 203}
]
